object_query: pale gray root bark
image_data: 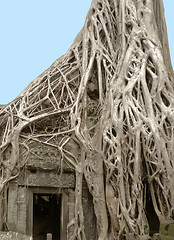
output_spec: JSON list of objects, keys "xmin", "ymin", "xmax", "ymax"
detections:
[{"xmin": 0, "ymin": 0, "xmax": 174, "ymax": 239}]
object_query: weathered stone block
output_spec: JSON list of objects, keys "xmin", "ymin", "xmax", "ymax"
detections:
[
  {"xmin": 152, "ymin": 222, "xmax": 174, "ymax": 240},
  {"xmin": 168, "ymin": 224, "xmax": 174, "ymax": 236},
  {"xmin": 152, "ymin": 233, "xmax": 161, "ymax": 240},
  {"xmin": 0, "ymin": 231, "xmax": 32, "ymax": 240},
  {"xmin": 17, "ymin": 170, "xmax": 75, "ymax": 188},
  {"xmin": 160, "ymin": 222, "xmax": 174, "ymax": 237}
]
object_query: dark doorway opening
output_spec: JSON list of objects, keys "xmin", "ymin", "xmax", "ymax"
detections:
[
  {"xmin": 33, "ymin": 193, "xmax": 61, "ymax": 240},
  {"xmin": 145, "ymin": 185, "xmax": 160, "ymax": 236}
]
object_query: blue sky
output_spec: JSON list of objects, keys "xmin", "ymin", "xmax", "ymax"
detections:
[{"xmin": 0, "ymin": 1, "xmax": 173, "ymax": 104}]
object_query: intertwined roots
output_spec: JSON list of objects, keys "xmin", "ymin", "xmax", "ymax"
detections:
[{"xmin": 0, "ymin": 0, "xmax": 174, "ymax": 239}]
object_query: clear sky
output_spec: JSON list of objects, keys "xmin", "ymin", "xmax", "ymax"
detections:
[{"xmin": 0, "ymin": 1, "xmax": 173, "ymax": 104}]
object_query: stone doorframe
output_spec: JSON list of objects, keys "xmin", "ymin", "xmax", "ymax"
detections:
[
  {"xmin": 7, "ymin": 169, "xmax": 96, "ymax": 240},
  {"xmin": 7, "ymin": 183, "xmax": 70, "ymax": 239},
  {"xmin": 27, "ymin": 187, "xmax": 69, "ymax": 239},
  {"xmin": 7, "ymin": 169, "xmax": 75, "ymax": 239}
]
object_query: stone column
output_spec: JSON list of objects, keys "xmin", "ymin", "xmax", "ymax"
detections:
[{"xmin": 7, "ymin": 181, "xmax": 18, "ymax": 231}]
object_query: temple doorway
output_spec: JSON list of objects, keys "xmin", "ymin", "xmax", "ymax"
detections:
[{"xmin": 33, "ymin": 194, "xmax": 61, "ymax": 240}]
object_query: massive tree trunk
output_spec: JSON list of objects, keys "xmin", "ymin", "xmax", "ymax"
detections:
[{"xmin": 0, "ymin": 0, "xmax": 174, "ymax": 239}]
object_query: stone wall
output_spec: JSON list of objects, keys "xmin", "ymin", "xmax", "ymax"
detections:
[{"xmin": 0, "ymin": 232, "xmax": 32, "ymax": 240}]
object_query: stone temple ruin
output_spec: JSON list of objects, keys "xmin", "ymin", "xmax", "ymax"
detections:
[
  {"xmin": 0, "ymin": 140, "xmax": 97, "ymax": 240},
  {"xmin": 1, "ymin": 0, "xmax": 174, "ymax": 239}
]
